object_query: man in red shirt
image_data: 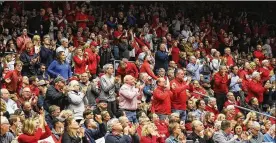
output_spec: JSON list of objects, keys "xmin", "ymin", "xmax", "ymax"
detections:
[
  {"xmin": 170, "ymin": 69, "xmax": 192, "ymax": 121},
  {"xmin": 75, "ymin": 6, "xmax": 88, "ymax": 29},
  {"xmin": 117, "ymin": 59, "xmax": 139, "ymax": 80},
  {"xmin": 152, "ymin": 78, "xmax": 172, "ymax": 120},
  {"xmin": 213, "ymin": 65, "xmax": 230, "ymax": 112},
  {"xmin": 4, "ymin": 61, "xmax": 23, "ymax": 94}
]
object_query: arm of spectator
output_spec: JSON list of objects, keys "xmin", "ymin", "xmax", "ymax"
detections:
[
  {"xmin": 19, "ymin": 54, "xmax": 31, "ymax": 67},
  {"xmin": 119, "ymin": 86, "xmax": 139, "ymax": 100},
  {"xmin": 100, "ymin": 77, "xmax": 115, "ymax": 92},
  {"xmin": 143, "ymin": 86, "xmax": 153, "ymax": 96},
  {"xmin": 18, "ymin": 128, "xmax": 42, "ymax": 143},
  {"xmin": 40, "ymin": 124, "xmax": 52, "ymax": 140},
  {"xmin": 155, "ymin": 51, "xmax": 169, "ymax": 62},
  {"xmin": 68, "ymin": 92, "xmax": 85, "ymax": 105},
  {"xmin": 153, "ymin": 89, "xmax": 170, "ymax": 101},
  {"xmin": 144, "ymin": 65, "xmax": 158, "ymax": 80},
  {"xmin": 47, "ymin": 61, "xmax": 59, "ymax": 78}
]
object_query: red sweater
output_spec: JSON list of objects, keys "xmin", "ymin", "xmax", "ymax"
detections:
[
  {"xmin": 75, "ymin": 12, "xmax": 88, "ymax": 29},
  {"xmin": 253, "ymin": 50, "xmax": 265, "ymax": 61},
  {"xmin": 152, "ymin": 86, "xmax": 172, "ymax": 115},
  {"xmin": 140, "ymin": 61, "xmax": 158, "ymax": 80},
  {"xmin": 87, "ymin": 53, "xmax": 100, "ymax": 75},
  {"xmin": 170, "ymin": 78, "xmax": 191, "ymax": 110},
  {"xmin": 73, "ymin": 55, "xmax": 87, "ymax": 75},
  {"xmin": 213, "ymin": 72, "xmax": 230, "ymax": 94},
  {"xmin": 191, "ymin": 87, "xmax": 207, "ymax": 99},
  {"xmin": 117, "ymin": 62, "xmax": 139, "ymax": 79},
  {"xmin": 18, "ymin": 125, "xmax": 51, "ymax": 143},
  {"xmin": 246, "ymin": 80, "xmax": 266, "ymax": 103}
]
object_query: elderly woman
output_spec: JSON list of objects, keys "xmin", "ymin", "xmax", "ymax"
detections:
[
  {"xmin": 99, "ymin": 64, "xmax": 120, "ymax": 117},
  {"xmin": 67, "ymin": 80, "xmax": 85, "ymax": 122}
]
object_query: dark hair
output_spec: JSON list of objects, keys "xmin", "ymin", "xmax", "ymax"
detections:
[
  {"xmin": 83, "ymin": 109, "xmax": 93, "ymax": 118},
  {"xmin": 233, "ymin": 124, "xmax": 242, "ymax": 134},
  {"xmin": 53, "ymin": 118, "xmax": 62, "ymax": 129},
  {"xmin": 221, "ymin": 120, "xmax": 231, "ymax": 131}
]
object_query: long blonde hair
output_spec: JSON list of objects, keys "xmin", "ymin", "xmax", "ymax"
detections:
[
  {"xmin": 64, "ymin": 117, "xmax": 78, "ymax": 137},
  {"xmin": 0, "ymin": 99, "xmax": 7, "ymax": 112},
  {"xmin": 141, "ymin": 123, "xmax": 156, "ymax": 136},
  {"xmin": 22, "ymin": 118, "xmax": 37, "ymax": 135}
]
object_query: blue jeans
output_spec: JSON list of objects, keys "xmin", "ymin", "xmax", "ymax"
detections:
[
  {"xmin": 156, "ymin": 114, "xmax": 168, "ymax": 121},
  {"xmin": 125, "ymin": 111, "xmax": 138, "ymax": 123},
  {"xmin": 113, "ymin": 46, "xmax": 119, "ymax": 60},
  {"xmin": 172, "ymin": 109, "xmax": 186, "ymax": 121}
]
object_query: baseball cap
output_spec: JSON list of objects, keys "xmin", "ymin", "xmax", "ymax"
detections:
[{"xmin": 38, "ymin": 80, "xmax": 47, "ymax": 86}]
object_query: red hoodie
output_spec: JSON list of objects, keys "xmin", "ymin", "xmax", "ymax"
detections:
[
  {"xmin": 87, "ymin": 53, "xmax": 100, "ymax": 75},
  {"xmin": 117, "ymin": 62, "xmax": 139, "ymax": 79}
]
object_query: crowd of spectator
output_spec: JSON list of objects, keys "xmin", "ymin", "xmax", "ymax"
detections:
[{"xmin": 0, "ymin": 1, "xmax": 275, "ymax": 143}]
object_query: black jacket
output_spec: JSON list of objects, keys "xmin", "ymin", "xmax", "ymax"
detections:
[
  {"xmin": 44, "ymin": 85, "xmax": 70, "ymax": 111},
  {"xmin": 61, "ymin": 131, "xmax": 89, "ymax": 143}
]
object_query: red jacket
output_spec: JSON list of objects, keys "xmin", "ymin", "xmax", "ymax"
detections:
[
  {"xmin": 258, "ymin": 67, "xmax": 271, "ymax": 83},
  {"xmin": 152, "ymin": 86, "xmax": 172, "ymax": 115},
  {"xmin": 87, "ymin": 53, "xmax": 100, "ymax": 75},
  {"xmin": 253, "ymin": 50, "xmax": 265, "ymax": 61},
  {"xmin": 205, "ymin": 105, "xmax": 219, "ymax": 116},
  {"xmin": 140, "ymin": 61, "xmax": 158, "ymax": 80},
  {"xmin": 246, "ymin": 80, "xmax": 266, "ymax": 103},
  {"xmin": 117, "ymin": 62, "xmax": 139, "ymax": 79},
  {"xmin": 213, "ymin": 72, "xmax": 230, "ymax": 94},
  {"xmin": 73, "ymin": 55, "xmax": 87, "ymax": 75},
  {"xmin": 18, "ymin": 125, "xmax": 51, "ymax": 143},
  {"xmin": 170, "ymin": 78, "xmax": 191, "ymax": 110}
]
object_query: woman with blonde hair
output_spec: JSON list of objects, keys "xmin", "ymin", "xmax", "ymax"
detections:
[
  {"xmin": 33, "ymin": 35, "xmax": 41, "ymax": 54},
  {"xmin": 67, "ymin": 80, "xmax": 85, "ymax": 123},
  {"xmin": 216, "ymin": 113, "xmax": 226, "ymax": 121},
  {"xmin": 61, "ymin": 117, "xmax": 88, "ymax": 143},
  {"xmin": 18, "ymin": 111, "xmax": 51, "ymax": 143},
  {"xmin": 140, "ymin": 123, "xmax": 160, "ymax": 143},
  {"xmin": 0, "ymin": 98, "xmax": 9, "ymax": 119}
]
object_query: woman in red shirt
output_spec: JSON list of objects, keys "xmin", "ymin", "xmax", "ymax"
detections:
[
  {"xmin": 73, "ymin": 48, "xmax": 87, "ymax": 75},
  {"xmin": 140, "ymin": 123, "xmax": 160, "ymax": 143},
  {"xmin": 18, "ymin": 113, "xmax": 51, "ymax": 143},
  {"xmin": 171, "ymin": 41, "xmax": 180, "ymax": 64}
]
